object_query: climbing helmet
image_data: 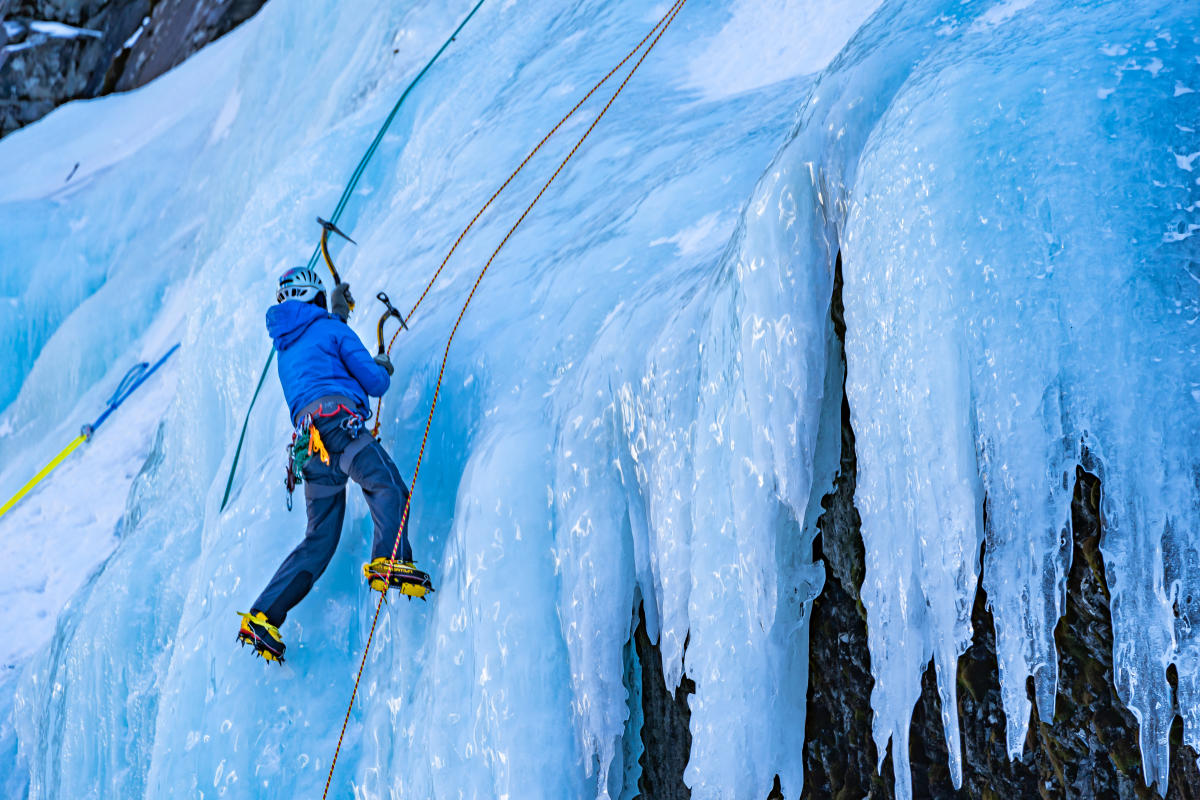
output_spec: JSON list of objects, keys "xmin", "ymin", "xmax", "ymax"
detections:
[{"xmin": 276, "ymin": 266, "xmax": 325, "ymax": 303}]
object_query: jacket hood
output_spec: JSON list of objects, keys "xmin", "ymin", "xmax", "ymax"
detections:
[{"xmin": 266, "ymin": 301, "xmax": 328, "ymax": 351}]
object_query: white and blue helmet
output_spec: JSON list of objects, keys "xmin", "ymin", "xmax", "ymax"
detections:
[{"xmin": 276, "ymin": 266, "xmax": 325, "ymax": 303}]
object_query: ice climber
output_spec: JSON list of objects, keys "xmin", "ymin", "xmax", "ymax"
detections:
[{"xmin": 237, "ymin": 267, "xmax": 432, "ymax": 663}]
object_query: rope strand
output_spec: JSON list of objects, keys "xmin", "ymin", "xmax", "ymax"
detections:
[
  {"xmin": 371, "ymin": 0, "xmax": 683, "ymax": 433},
  {"xmin": 322, "ymin": 2, "xmax": 687, "ymax": 795}
]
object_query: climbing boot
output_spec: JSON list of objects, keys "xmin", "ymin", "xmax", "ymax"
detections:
[
  {"xmin": 363, "ymin": 557, "xmax": 434, "ymax": 600},
  {"xmin": 236, "ymin": 611, "xmax": 286, "ymax": 663}
]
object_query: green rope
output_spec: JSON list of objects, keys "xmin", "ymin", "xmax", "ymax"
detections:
[
  {"xmin": 304, "ymin": 0, "xmax": 488, "ymax": 272},
  {"xmin": 219, "ymin": 350, "xmax": 274, "ymax": 511},
  {"xmin": 219, "ymin": 1, "xmax": 487, "ymax": 512}
]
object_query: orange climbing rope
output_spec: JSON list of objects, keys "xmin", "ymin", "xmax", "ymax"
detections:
[
  {"xmin": 370, "ymin": 0, "xmax": 685, "ymax": 436},
  {"xmin": 322, "ymin": 1, "xmax": 687, "ymax": 795}
]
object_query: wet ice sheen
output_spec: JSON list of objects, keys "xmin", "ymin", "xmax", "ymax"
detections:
[{"xmin": 1, "ymin": 0, "xmax": 1197, "ymax": 798}]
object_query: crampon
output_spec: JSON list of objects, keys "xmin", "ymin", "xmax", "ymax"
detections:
[
  {"xmin": 363, "ymin": 557, "xmax": 434, "ymax": 600},
  {"xmin": 236, "ymin": 611, "xmax": 286, "ymax": 663}
]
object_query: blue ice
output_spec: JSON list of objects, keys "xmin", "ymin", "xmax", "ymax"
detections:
[{"xmin": 0, "ymin": 0, "xmax": 1196, "ymax": 798}]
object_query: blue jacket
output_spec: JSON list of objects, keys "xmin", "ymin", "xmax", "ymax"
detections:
[{"xmin": 266, "ymin": 300, "xmax": 391, "ymax": 425}]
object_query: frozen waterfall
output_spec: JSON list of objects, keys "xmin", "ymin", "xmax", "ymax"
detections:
[{"xmin": 0, "ymin": 0, "xmax": 1196, "ymax": 798}]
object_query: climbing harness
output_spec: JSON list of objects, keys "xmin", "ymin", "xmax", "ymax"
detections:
[
  {"xmin": 321, "ymin": 1, "xmax": 688, "ymax": 796},
  {"xmin": 283, "ymin": 402, "xmax": 362, "ymax": 510},
  {"xmin": 0, "ymin": 343, "xmax": 180, "ymax": 521},
  {"xmin": 218, "ymin": 0, "xmax": 488, "ymax": 512}
]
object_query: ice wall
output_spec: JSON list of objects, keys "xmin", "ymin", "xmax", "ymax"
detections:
[
  {"xmin": 2, "ymin": 0, "xmax": 1197, "ymax": 798},
  {"xmin": 0, "ymin": 0, "xmax": 874, "ymax": 797},
  {"xmin": 826, "ymin": 0, "xmax": 1197, "ymax": 796}
]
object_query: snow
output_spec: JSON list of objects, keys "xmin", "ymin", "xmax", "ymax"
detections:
[
  {"xmin": 970, "ymin": 0, "xmax": 1042, "ymax": 31},
  {"xmin": 0, "ymin": 0, "xmax": 1198, "ymax": 798},
  {"xmin": 685, "ymin": 0, "xmax": 883, "ymax": 99},
  {"xmin": 26, "ymin": 21, "xmax": 101, "ymax": 41},
  {"xmin": 0, "ymin": 353, "xmax": 179, "ymax": 668},
  {"xmin": 123, "ymin": 18, "xmax": 150, "ymax": 51},
  {"xmin": 208, "ymin": 89, "xmax": 241, "ymax": 145}
]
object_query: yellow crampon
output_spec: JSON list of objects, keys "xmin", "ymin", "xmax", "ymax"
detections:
[
  {"xmin": 308, "ymin": 425, "xmax": 330, "ymax": 466},
  {"xmin": 362, "ymin": 557, "xmax": 433, "ymax": 600},
  {"xmin": 236, "ymin": 611, "xmax": 286, "ymax": 663}
]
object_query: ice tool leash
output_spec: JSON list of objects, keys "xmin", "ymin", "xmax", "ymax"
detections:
[
  {"xmin": 321, "ymin": 1, "xmax": 688, "ymax": 795},
  {"xmin": 218, "ymin": 0, "xmax": 488, "ymax": 512},
  {"xmin": 0, "ymin": 343, "xmax": 181, "ymax": 521}
]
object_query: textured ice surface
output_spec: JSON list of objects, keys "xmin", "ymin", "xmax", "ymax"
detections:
[
  {"xmin": 832, "ymin": 0, "xmax": 1198, "ymax": 796},
  {"xmin": 0, "ymin": 0, "xmax": 866, "ymax": 797},
  {"xmin": 1, "ymin": 0, "xmax": 1197, "ymax": 798}
]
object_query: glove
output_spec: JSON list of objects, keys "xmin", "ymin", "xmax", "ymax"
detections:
[
  {"xmin": 331, "ymin": 282, "xmax": 354, "ymax": 321},
  {"xmin": 374, "ymin": 352, "xmax": 394, "ymax": 376}
]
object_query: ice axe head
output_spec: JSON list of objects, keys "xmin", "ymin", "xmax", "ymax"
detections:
[
  {"xmin": 375, "ymin": 291, "xmax": 408, "ymax": 355},
  {"xmin": 317, "ymin": 216, "xmax": 357, "ymax": 245},
  {"xmin": 315, "ymin": 216, "xmax": 355, "ymax": 304}
]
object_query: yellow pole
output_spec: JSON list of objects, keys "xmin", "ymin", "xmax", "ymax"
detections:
[{"xmin": 0, "ymin": 434, "xmax": 88, "ymax": 521}]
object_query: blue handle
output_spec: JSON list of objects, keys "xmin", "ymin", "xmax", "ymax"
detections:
[{"xmin": 82, "ymin": 343, "xmax": 181, "ymax": 439}]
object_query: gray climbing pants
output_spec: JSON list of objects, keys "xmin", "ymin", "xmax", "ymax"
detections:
[{"xmin": 253, "ymin": 401, "xmax": 412, "ymax": 625}]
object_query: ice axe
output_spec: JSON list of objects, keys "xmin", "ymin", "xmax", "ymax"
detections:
[
  {"xmin": 317, "ymin": 216, "xmax": 357, "ymax": 310},
  {"xmin": 374, "ymin": 291, "xmax": 408, "ymax": 355}
]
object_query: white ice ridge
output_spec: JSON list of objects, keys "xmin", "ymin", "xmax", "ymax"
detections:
[{"xmin": 0, "ymin": 0, "xmax": 1197, "ymax": 798}]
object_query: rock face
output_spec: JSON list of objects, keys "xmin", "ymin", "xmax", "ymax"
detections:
[{"xmin": 0, "ymin": 0, "xmax": 265, "ymax": 137}]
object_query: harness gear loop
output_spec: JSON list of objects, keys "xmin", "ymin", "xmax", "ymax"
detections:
[
  {"xmin": 322, "ymin": 2, "xmax": 688, "ymax": 796},
  {"xmin": 284, "ymin": 404, "xmax": 365, "ymax": 509}
]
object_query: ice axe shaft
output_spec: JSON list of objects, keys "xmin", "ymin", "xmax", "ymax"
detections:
[{"xmin": 375, "ymin": 291, "xmax": 408, "ymax": 355}]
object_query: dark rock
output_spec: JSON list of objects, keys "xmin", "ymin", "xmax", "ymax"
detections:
[
  {"xmin": 635, "ymin": 601, "xmax": 694, "ymax": 800},
  {"xmin": 114, "ymin": 0, "xmax": 265, "ymax": 92},
  {"xmin": 0, "ymin": 0, "xmax": 266, "ymax": 137}
]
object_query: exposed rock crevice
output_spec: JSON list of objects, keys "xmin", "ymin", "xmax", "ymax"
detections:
[
  {"xmin": 634, "ymin": 602, "xmax": 695, "ymax": 800},
  {"xmin": 802, "ymin": 252, "xmax": 1200, "ymax": 798}
]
